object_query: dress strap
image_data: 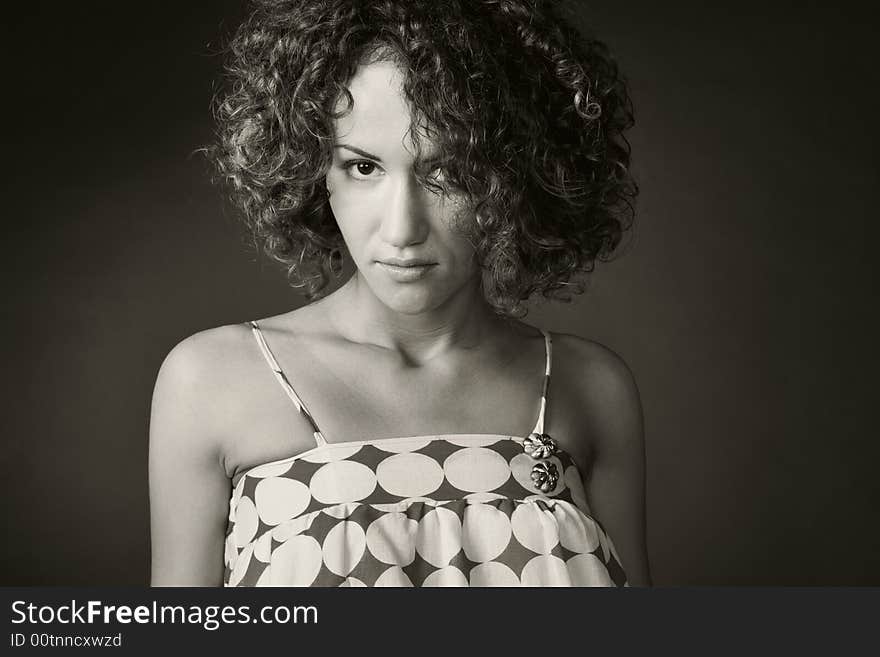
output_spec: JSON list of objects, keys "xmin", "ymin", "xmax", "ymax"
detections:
[
  {"xmin": 531, "ymin": 328, "xmax": 553, "ymax": 436},
  {"xmin": 248, "ymin": 321, "xmax": 327, "ymax": 448}
]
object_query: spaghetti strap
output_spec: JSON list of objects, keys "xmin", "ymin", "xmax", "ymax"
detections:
[
  {"xmin": 531, "ymin": 328, "xmax": 552, "ymax": 436},
  {"xmin": 248, "ymin": 321, "xmax": 327, "ymax": 448}
]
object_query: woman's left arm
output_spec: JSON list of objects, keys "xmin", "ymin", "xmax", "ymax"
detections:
[{"xmin": 579, "ymin": 343, "xmax": 652, "ymax": 587}]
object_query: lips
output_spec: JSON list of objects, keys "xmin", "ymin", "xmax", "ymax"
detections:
[
  {"xmin": 375, "ymin": 259, "xmax": 437, "ymax": 282},
  {"xmin": 378, "ymin": 257, "xmax": 436, "ymax": 267}
]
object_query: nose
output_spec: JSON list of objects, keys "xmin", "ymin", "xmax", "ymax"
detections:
[{"xmin": 379, "ymin": 172, "xmax": 429, "ymax": 248}]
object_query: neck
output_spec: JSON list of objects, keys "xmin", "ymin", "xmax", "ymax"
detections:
[{"xmin": 323, "ymin": 272, "xmax": 507, "ymax": 365}]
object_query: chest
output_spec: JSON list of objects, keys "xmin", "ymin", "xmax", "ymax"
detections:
[
  {"xmin": 222, "ymin": 330, "xmax": 595, "ymax": 483},
  {"xmin": 279, "ymin": 338, "xmax": 545, "ymax": 439}
]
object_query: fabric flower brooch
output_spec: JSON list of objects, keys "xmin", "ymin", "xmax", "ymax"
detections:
[{"xmin": 523, "ymin": 432, "xmax": 560, "ymax": 493}]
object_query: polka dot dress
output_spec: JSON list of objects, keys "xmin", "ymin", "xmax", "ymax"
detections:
[{"xmin": 223, "ymin": 322, "xmax": 628, "ymax": 587}]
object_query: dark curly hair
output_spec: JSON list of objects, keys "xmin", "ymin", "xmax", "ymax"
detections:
[{"xmin": 209, "ymin": 0, "xmax": 636, "ymax": 317}]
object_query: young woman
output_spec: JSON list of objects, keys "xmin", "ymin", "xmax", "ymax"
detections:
[{"xmin": 150, "ymin": 0, "xmax": 650, "ymax": 587}]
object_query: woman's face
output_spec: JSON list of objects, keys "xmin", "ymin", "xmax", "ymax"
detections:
[{"xmin": 326, "ymin": 59, "xmax": 478, "ymax": 316}]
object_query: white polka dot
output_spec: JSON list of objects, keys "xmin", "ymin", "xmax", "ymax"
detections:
[
  {"xmin": 322, "ymin": 521, "xmax": 366, "ymax": 577},
  {"xmin": 233, "ymin": 497, "xmax": 258, "ymax": 547},
  {"xmin": 374, "ymin": 566, "xmax": 414, "ymax": 586},
  {"xmin": 556, "ymin": 504, "xmax": 600, "ymax": 553},
  {"xmin": 376, "ymin": 452, "xmax": 444, "ymax": 497},
  {"xmin": 511, "ymin": 504, "xmax": 559, "ymax": 554},
  {"xmin": 270, "ymin": 514, "xmax": 313, "ymax": 542},
  {"xmin": 565, "ymin": 465, "xmax": 591, "ymax": 513},
  {"xmin": 462, "ymin": 503, "xmax": 511, "ymax": 562},
  {"xmin": 244, "ymin": 460, "xmax": 294, "ymax": 479},
  {"xmin": 339, "ymin": 577, "xmax": 366, "ymax": 587},
  {"xmin": 567, "ymin": 553, "xmax": 613, "ymax": 586},
  {"xmin": 510, "ymin": 453, "xmax": 565, "ymax": 496},
  {"xmin": 324, "ymin": 503, "xmax": 359, "ymax": 519},
  {"xmin": 446, "ymin": 435, "xmax": 507, "ymax": 447},
  {"xmin": 521, "ymin": 554, "xmax": 570, "ymax": 586},
  {"xmin": 228, "ymin": 543, "xmax": 254, "ymax": 586},
  {"xmin": 469, "ymin": 562, "xmax": 520, "ymax": 586},
  {"xmin": 302, "ymin": 444, "xmax": 363, "ymax": 463},
  {"xmin": 365, "ymin": 513, "xmax": 418, "ymax": 565},
  {"xmin": 371, "ymin": 498, "xmax": 441, "ymax": 512},
  {"xmin": 374, "ymin": 438, "xmax": 432, "ymax": 453},
  {"xmin": 255, "ymin": 477, "xmax": 311, "ymax": 525},
  {"xmin": 423, "ymin": 566, "xmax": 468, "ymax": 586},
  {"xmin": 443, "ymin": 447, "xmax": 510, "ymax": 492},
  {"xmin": 224, "ymin": 533, "xmax": 238, "ymax": 568},
  {"xmin": 416, "ymin": 507, "xmax": 462, "ymax": 568},
  {"xmin": 310, "ymin": 461, "xmax": 377, "ymax": 504},
  {"xmin": 253, "ymin": 532, "xmax": 273, "ymax": 563},
  {"xmin": 269, "ymin": 535, "xmax": 322, "ymax": 586},
  {"xmin": 370, "ymin": 502, "xmax": 407, "ymax": 512},
  {"xmin": 464, "ymin": 492, "xmax": 506, "ymax": 503}
]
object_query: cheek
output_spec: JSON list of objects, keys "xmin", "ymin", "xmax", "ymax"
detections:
[
  {"xmin": 327, "ymin": 171, "xmax": 379, "ymax": 220},
  {"xmin": 329, "ymin": 196, "xmax": 374, "ymax": 263},
  {"xmin": 432, "ymin": 233, "xmax": 478, "ymax": 280},
  {"xmin": 452, "ymin": 244, "xmax": 479, "ymax": 276},
  {"xmin": 436, "ymin": 205, "xmax": 479, "ymax": 267}
]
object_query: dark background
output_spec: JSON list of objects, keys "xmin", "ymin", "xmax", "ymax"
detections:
[{"xmin": 2, "ymin": 1, "xmax": 877, "ymax": 585}]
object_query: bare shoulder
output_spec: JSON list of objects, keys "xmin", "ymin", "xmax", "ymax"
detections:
[
  {"xmin": 150, "ymin": 322, "xmax": 257, "ymax": 451},
  {"xmin": 154, "ymin": 322, "xmax": 255, "ymax": 400},
  {"xmin": 548, "ymin": 331, "xmax": 644, "ymax": 453},
  {"xmin": 149, "ymin": 323, "xmax": 258, "ymax": 585},
  {"xmin": 151, "ymin": 307, "xmax": 323, "ymax": 448},
  {"xmin": 551, "ymin": 332, "xmax": 639, "ymax": 398},
  {"xmin": 550, "ymin": 333, "xmax": 650, "ymax": 586}
]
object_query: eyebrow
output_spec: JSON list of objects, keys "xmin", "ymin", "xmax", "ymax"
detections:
[{"xmin": 334, "ymin": 143, "xmax": 382, "ymax": 161}]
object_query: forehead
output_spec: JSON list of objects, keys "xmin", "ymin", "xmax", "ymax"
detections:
[{"xmin": 332, "ymin": 60, "xmax": 435, "ymax": 159}]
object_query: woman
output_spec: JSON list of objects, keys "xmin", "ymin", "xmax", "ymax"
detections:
[{"xmin": 150, "ymin": 0, "xmax": 650, "ymax": 587}]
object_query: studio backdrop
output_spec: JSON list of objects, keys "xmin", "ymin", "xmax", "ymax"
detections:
[{"xmin": 3, "ymin": 1, "xmax": 877, "ymax": 585}]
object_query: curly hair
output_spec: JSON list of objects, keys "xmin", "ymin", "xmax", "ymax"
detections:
[{"xmin": 209, "ymin": 0, "xmax": 636, "ymax": 317}]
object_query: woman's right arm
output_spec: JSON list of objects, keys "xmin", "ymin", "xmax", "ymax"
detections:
[{"xmin": 149, "ymin": 335, "xmax": 232, "ymax": 586}]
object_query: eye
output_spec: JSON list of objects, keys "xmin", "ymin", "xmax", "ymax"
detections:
[{"xmin": 344, "ymin": 160, "xmax": 384, "ymax": 181}]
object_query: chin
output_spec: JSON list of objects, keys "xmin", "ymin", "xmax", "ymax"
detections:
[
  {"xmin": 380, "ymin": 287, "xmax": 444, "ymax": 315},
  {"xmin": 355, "ymin": 268, "xmax": 475, "ymax": 316},
  {"xmin": 361, "ymin": 275, "xmax": 458, "ymax": 315}
]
